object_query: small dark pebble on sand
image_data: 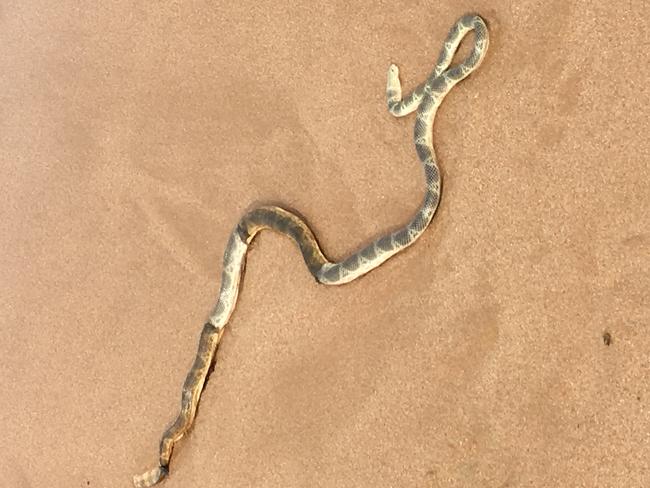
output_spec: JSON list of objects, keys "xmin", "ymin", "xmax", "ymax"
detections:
[{"xmin": 603, "ymin": 331, "xmax": 612, "ymax": 346}]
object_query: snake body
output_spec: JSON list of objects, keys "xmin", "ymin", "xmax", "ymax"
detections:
[{"xmin": 133, "ymin": 14, "xmax": 489, "ymax": 487}]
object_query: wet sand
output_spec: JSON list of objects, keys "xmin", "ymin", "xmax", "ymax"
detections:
[{"xmin": 1, "ymin": 1, "xmax": 648, "ymax": 487}]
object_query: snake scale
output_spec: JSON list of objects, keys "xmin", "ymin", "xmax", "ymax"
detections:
[{"xmin": 133, "ymin": 13, "xmax": 489, "ymax": 487}]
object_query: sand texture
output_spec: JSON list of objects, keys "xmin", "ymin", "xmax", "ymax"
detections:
[{"xmin": 1, "ymin": 1, "xmax": 648, "ymax": 487}]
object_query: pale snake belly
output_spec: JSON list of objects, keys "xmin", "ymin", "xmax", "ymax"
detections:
[{"xmin": 133, "ymin": 13, "xmax": 489, "ymax": 487}]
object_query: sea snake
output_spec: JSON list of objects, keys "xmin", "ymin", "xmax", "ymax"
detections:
[{"xmin": 133, "ymin": 13, "xmax": 489, "ymax": 487}]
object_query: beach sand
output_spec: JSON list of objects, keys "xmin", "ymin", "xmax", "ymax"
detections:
[{"xmin": 1, "ymin": 1, "xmax": 648, "ymax": 487}]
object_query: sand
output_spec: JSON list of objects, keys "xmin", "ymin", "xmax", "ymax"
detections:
[{"xmin": 1, "ymin": 1, "xmax": 648, "ymax": 487}]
